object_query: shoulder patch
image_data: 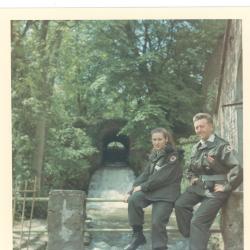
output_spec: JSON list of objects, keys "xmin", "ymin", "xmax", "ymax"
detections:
[{"xmin": 170, "ymin": 155, "xmax": 177, "ymax": 162}]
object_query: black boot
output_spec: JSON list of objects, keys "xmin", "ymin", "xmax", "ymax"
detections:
[{"xmin": 124, "ymin": 231, "xmax": 146, "ymax": 250}]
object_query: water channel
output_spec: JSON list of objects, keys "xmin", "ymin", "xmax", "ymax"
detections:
[
  {"xmin": 85, "ymin": 164, "xmax": 190, "ymax": 250},
  {"xmin": 13, "ymin": 163, "xmax": 222, "ymax": 249}
]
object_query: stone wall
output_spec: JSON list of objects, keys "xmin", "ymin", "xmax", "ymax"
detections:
[
  {"xmin": 214, "ymin": 20, "xmax": 243, "ymax": 152},
  {"xmin": 221, "ymin": 192, "xmax": 243, "ymax": 250},
  {"xmin": 203, "ymin": 20, "xmax": 243, "ymax": 250}
]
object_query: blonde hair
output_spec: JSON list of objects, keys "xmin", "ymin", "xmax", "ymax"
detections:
[{"xmin": 193, "ymin": 113, "xmax": 213, "ymax": 125}]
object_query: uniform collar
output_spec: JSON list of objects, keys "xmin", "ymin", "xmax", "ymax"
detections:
[
  {"xmin": 200, "ymin": 134, "xmax": 215, "ymax": 145},
  {"xmin": 149, "ymin": 143, "xmax": 174, "ymax": 162},
  {"xmin": 197, "ymin": 134, "xmax": 215, "ymax": 149}
]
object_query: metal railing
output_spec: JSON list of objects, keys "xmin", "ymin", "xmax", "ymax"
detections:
[
  {"xmin": 13, "ymin": 178, "xmax": 40, "ymax": 250},
  {"xmin": 13, "ymin": 182, "xmax": 222, "ymax": 249},
  {"xmin": 14, "ymin": 197, "xmax": 222, "ymax": 233}
]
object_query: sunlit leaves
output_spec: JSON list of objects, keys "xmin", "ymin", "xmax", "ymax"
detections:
[{"xmin": 11, "ymin": 19, "xmax": 226, "ymax": 188}]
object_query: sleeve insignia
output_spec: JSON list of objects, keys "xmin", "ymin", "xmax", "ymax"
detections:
[{"xmin": 170, "ymin": 155, "xmax": 177, "ymax": 162}]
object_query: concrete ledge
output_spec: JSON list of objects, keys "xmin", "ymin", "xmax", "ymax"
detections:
[{"xmin": 47, "ymin": 190, "xmax": 86, "ymax": 250}]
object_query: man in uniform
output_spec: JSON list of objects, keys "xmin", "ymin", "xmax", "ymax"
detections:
[{"xmin": 175, "ymin": 113, "xmax": 243, "ymax": 250}]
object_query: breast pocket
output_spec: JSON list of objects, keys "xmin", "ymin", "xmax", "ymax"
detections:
[
  {"xmin": 204, "ymin": 148, "xmax": 226, "ymax": 173},
  {"xmin": 206, "ymin": 148, "xmax": 218, "ymax": 158}
]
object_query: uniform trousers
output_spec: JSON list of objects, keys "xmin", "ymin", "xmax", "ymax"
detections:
[
  {"xmin": 127, "ymin": 191, "xmax": 174, "ymax": 249},
  {"xmin": 175, "ymin": 187, "xmax": 230, "ymax": 250}
]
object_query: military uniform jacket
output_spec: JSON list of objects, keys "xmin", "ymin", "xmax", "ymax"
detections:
[
  {"xmin": 131, "ymin": 144, "xmax": 183, "ymax": 202},
  {"xmin": 187, "ymin": 134, "xmax": 243, "ymax": 193}
]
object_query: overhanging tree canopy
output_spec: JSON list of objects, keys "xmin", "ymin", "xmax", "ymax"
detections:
[{"xmin": 11, "ymin": 19, "xmax": 226, "ymax": 189}]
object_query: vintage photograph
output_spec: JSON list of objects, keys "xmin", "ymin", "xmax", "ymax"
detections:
[{"xmin": 1, "ymin": 7, "xmax": 248, "ymax": 250}]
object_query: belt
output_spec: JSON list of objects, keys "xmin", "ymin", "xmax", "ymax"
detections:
[{"xmin": 201, "ymin": 174, "xmax": 227, "ymax": 181}]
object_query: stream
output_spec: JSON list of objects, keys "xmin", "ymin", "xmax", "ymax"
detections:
[{"xmin": 85, "ymin": 164, "xmax": 189, "ymax": 250}]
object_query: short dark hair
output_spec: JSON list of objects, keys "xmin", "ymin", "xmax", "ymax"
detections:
[
  {"xmin": 151, "ymin": 127, "xmax": 176, "ymax": 148},
  {"xmin": 193, "ymin": 113, "xmax": 213, "ymax": 125}
]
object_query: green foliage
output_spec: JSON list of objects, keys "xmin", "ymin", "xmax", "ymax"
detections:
[
  {"xmin": 78, "ymin": 20, "xmax": 225, "ymax": 140},
  {"xmin": 177, "ymin": 135, "xmax": 199, "ymax": 191},
  {"xmin": 12, "ymin": 21, "xmax": 99, "ymax": 191},
  {"xmin": 47, "ymin": 127, "xmax": 97, "ymax": 159},
  {"xmin": 43, "ymin": 123, "xmax": 98, "ymax": 190},
  {"xmin": 11, "ymin": 20, "xmax": 226, "ymax": 192}
]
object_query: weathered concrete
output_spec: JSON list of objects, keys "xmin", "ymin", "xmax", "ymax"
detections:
[
  {"xmin": 214, "ymin": 20, "xmax": 243, "ymax": 250},
  {"xmin": 214, "ymin": 20, "xmax": 242, "ymax": 156},
  {"xmin": 47, "ymin": 190, "xmax": 86, "ymax": 250},
  {"xmin": 221, "ymin": 192, "xmax": 243, "ymax": 250},
  {"xmin": 202, "ymin": 20, "xmax": 243, "ymax": 250}
]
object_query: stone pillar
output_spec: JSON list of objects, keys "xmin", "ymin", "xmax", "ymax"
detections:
[
  {"xmin": 47, "ymin": 190, "xmax": 86, "ymax": 250},
  {"xmin": 221, "ymin": 191, "xmax": 243, "ymax": 250}
]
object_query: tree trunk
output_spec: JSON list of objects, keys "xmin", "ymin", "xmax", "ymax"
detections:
[
  {"xmin": 31, "ymin": 21, "xmax": 49, "ymax": 190},
  {"xmin": 31, "ymin": 21, "xmax": 63, "ymax": 190},
  {"xmin": 31, "ymin": 118, "xmax": 46, "ymax": 190}
]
